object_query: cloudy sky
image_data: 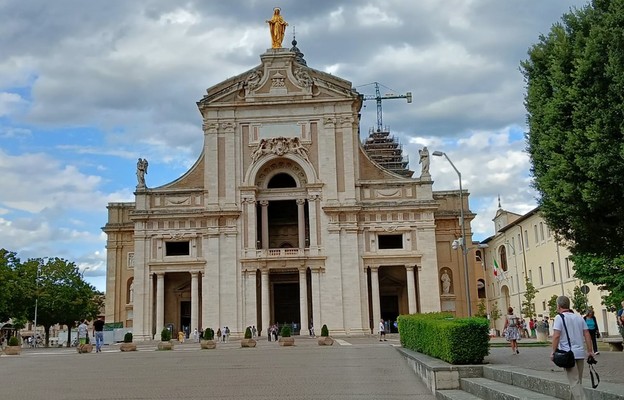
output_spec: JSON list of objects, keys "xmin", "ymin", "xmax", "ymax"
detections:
[{"xmin": 0, "ymin": 0, "xmax": 588, "ymax": 291}]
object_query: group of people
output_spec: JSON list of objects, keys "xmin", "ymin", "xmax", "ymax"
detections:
[{"xmin": 215, "ymin": 327, "xmax": 231, "ymax": 343}]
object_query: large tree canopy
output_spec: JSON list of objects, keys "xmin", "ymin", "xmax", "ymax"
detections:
[{"xmin": 522, "ymin": 0, "xmax": 624, "ymax": 309}]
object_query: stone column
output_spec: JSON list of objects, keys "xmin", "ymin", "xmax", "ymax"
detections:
[
  {"xmin": 370, "ymin": 266, "xmax": 381, "ymax": 334},
  {"xmin": 406, "ymin": 265, "xmax": 417, "ymax": 314},
  {"xmin": 299, "ymin": 267, "xmax": 309, "ymax": 335},
  {"xmin": 261, "ymin": 269, "xmax": 270, "ymax": 335},
  {"xmin": 308, "ymin": 195, "xmax": 319, "ymax": 249},
  {"xmin": 260, "ymin": 200, "xmax": 269, "ymax": 249},
  {"xmin": 148, "ymin": 273, "xmax": 154, "ymax": 338},
  {"xmin": 244, "ymin": 269, "xmax": 257, "ymax": 329},
  {"xmin": 191, "ymin": 271, "xmax": 199, "ymax": 333},
  {"xmin": 246, "ymin": 198, "xmax": 257, "ymax": 249},
  {"xmin": 311, "ymin": 268, "xmax": 321, "ymax": 334},
  {"xmin": 297, "ymin": 198, "xmax": 306, "ymax": 249},
  {"xmin": 155, "ymin": 272, "xmax": 165, "ymax": 337}
]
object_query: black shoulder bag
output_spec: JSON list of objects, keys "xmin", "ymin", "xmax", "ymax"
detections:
[
  {"xmin": 553, "ymin": 313, "xmax": 576, "ymax": 369},
  {"xmin": 587, "ymin": 355, "xmax": 600, "ymax": 388}
]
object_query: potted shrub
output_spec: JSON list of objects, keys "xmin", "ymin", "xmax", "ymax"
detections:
[
  {"xmin": 241, "ymin": 326, "xmax": 257, "ymax": 348},
  {"xmin": 120, "ymin": 332, "xmax": 137, "ymax": 352},
  {"xmin": 278, "ymin": 325, "xmax": 294, "ymax": 346},
  {"xmin": 200, "ymin": 328, "xmax": 216, "ymax": 349},
  {"xmin": 158, "ymin": 328, "xmax": 174, "ymax": 350},
  {"xmin": 4, "ymin": 336, "xmax": 21, "ymax": 355},
  {"xmin": 78, "ymin": 334, "xmax": 93, "ymax": 354},
  {"xmin": 318, "ymin": 324, "xmax": 334, "ymax": 346}
]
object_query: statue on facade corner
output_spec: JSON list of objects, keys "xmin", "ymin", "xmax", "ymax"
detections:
[
  {"xmin": 441, "ymin": 270, "xmax": 451, "ymax": 294},
  {"xmin": 266, "ymin": 8, "xmax": 288, "ymax": 48},
  {"xmin": 419, "ymin": 146, "xmax": 430, "ymax": 175},
  {"xmin": 136, "ymin": 158, "xmax": 148, "ymax": 187}
]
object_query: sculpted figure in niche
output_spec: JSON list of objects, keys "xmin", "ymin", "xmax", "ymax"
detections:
[
  {"xmin": 129, "ymin": 281, "xmax": 134, "ymax": 304},
  {"xmin": 441, "ymin": 269, "xmax": 452, "ymax": 294},
  {"xmin": 136, "ymin": 158, "xmax": 148, "ymax": 187},
  {"xmin": 266, "ymin": 8, "xmax": 288, "ymax": 48},
  {"xmin": 419, "ymin": 146, "xmax": 430, "ymax": 175}
]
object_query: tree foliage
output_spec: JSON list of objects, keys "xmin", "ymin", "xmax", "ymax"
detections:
[
  {"xmin": 522, "ymin": 278, "xmax": 539, "ymax": 317},
  {"xmin": 522, "ymin": 0, "xmax": 624, "ymax": 307},
  {"xmin": 0, "ymin": 249, "xmax": 103, "ymax": 346}
]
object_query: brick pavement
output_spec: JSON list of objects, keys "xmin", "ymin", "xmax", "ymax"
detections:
[{"xmin": 0, "ymin": 335, "xmax": 435, "ymax": 400}]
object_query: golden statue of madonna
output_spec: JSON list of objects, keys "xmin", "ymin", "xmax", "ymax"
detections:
[{"xmin": 266, "ymin": 7, "xmax": 288, "ymax": 48}]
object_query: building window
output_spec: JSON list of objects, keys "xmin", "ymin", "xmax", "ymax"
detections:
[
  {"xmin": 499, "ymin": 246, "xmax": 508, "ymax": 271},
  {"xmin": 542, "ymin": 301, "xmax": 546, "ymax": 311},
  {"xmin": 475, "ymin": 250, "xmax": 482, "ymax": 262},
  {"xmin": 546, "ymin": 226, "xmax": 551, "ymax": 238},
  {"xmin": 518, "ymin": 234, "xmax": 522, "ymax": 251},
  {"xmin": 528, "ymin": 270, "xmax": 533, "ymax": 282},
  {"xmin": 565, "ymin": 258, "xmax": 571, "ymax": 278},
  {"xmin": 378, "ymin": 234, "xmax": 403, "ymax": 249},
  {"xmin": 524, "ymin": 230, "xmax": 529, "ymax": 249},
  {"xmin": 534, "ymin": 225, "xmax": 538, "ymax": 244},
  {"xmin": 539, "ymin": 222, "xmax": 545, "ymax": 241},
  {"xmin": 538, "ymin": 266, "xmax": 543, "ymax": 285},
  {"xmin": 165, "ymin": 241, "xmax": 190, "ymax": 256},
  {"xmin": 551, "ymin": 262, "xmax": 556, "ymax": 282}
]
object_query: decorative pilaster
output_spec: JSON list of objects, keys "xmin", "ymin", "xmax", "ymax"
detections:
[
  {"xmin": 299, "ymin": 268, "xmax": 309, "ymax": 335},
  {"xmin": 370, "ymin": 266, "xmax": 381, "ymax": 334},
  {"xmin": 155, "ymin": 272, "xmax": 165, "ymax": 337},
  {"xmin": 406, "ymin": 265, "xmax": 417, "ymax": 314},
  {"xmin": 261, "ymin": 270, "xmax": 270, "ymax": 334},
  {"xmin": 297, "ymin": 198, "xmax": 306, "ymax": 249},
  {"xmin": 191, "ymin": 271, "xmax": 199, "ymax": 334},
  {"xmin": 260, "ymin": 200, "xmax": 269, "ymax": 249}
]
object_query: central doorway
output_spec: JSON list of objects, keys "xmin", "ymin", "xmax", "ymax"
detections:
[
  {"xmin": 270, "ymin": 271, "xmax": 300, "ymax": 334},
  {"xmin": 180, "ymin": 301, "xmax": 191, "ymax": 338}
]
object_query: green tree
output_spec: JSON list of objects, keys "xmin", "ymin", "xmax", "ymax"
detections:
[
  {"xmin": 16, "ymin": 257, "xmax": 103, "ymax": 347},
  {"xmin": 490, "ymin": 301, "xmax": 502, "ymax": 329},
  {"xmin": 521, "ymin": 1, "xmax": 624, "ymax": 310},
  {"xmin": 548, "ymin": 295, "xmax": 558, "ymax": 318},
  {"xmin": 570, "ymin": 285, "xmax": 588, "ymax": 313},
  {"xmin": 475, "ymin": 299, "xmax": 488, "ymax": 318},
  {"xmin": 0, "ymin": 249, "xmax": 21, "ymax": 322},
  {"xmin": 521, "ymin": 278, "xmax": 538, "ymax": 317}
]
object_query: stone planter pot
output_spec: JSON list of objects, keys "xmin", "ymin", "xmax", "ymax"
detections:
[
  {"xmin": 279, "ymin": 337, "xmax": 295, "ymax": 346},
  {"xmin": 77, "ymin": 344, "xmax": 93, "ymax": 353},
  {"xmin": 157, "ymin": 341, "xmax": 174, "ymax": 351},
  {"xmin": 318, "ymin": 336, "xmax": 334, "ymax": 346},
  {"xmin": 4, "ymin": 345, "xmax": 21, "ymax": 355},
  {"xmin": 536, "ymin": 330, "xmax": 548, "ymax": 342},
  {"xmin": 240, "ymin": 338, "xmax": 257, "ymax": 348},
  {"xmin": 120, "ymin": 343, "xmax": 137, "ymax": 352},
  {"xmin": 200, "ymin": 340, "xmax": 216, "ymax": 349}
]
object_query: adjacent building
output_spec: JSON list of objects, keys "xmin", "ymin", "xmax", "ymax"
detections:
[{"xmin": 482, "ymin": 205, "xmax": 620, "ymax": 336}]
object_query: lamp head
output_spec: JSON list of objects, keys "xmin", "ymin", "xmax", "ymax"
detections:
[{"xmin": 432, "ymin": 151, "xmax": 444, "ymax": 157}]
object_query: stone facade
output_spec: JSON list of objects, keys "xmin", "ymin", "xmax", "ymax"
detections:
[{"xmin": 103, "ymin": 47, "xmax": 482, "ymax": 339}]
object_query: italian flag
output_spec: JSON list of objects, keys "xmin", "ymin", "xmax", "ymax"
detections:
[{"xmin": 493, "ymin": 259, "xmax": 501, "ymax": 280}]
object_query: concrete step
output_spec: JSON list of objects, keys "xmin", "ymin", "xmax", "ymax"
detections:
[
  {"xmin": 483, "ymin": 365, "xmax": 624, "ymax": 400},
  {"xmin": 461, "ymin": 377, "xmax": 560, "ymax": 400},
  {"xmin": 436, "ymin": 389, "xmax": 482, "ymax": 400}
]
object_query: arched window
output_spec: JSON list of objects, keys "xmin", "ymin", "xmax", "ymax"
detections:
[
  {"xmin": 477, "ymin": 279, "xmax": 486, "ymax": 299},
  {"xmin": 475, "ymin": 250, "xmax": 482, "ymax": 262},
  {"xmin": 499, "ymin": 246, "xmax": 508, "ymax": 271},
  {"xmin": 267, "ymin": 173, "xmax": 297, "ymax": 188}
]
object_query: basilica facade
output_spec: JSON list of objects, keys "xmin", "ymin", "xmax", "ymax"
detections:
[{"xmin": 103, "ymin": 43, "xmax": 481, "ymax": 340}]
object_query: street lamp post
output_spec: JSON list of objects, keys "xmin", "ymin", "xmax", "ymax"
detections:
[
  {"xmin": 33, "ymin": 264, "xmax": 41, "ymax": 347},
  {"xmin": 433, "ymin": 151, "xmax": 472, "ymax": 316}
]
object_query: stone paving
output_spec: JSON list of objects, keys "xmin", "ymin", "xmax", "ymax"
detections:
[
  {"xmin": 0, "ymin": 334, "xmax": 435, "ymax": 400},
  {"xmin": 1, "ymin": 334, "xmax": 621, "ymax": 399}
]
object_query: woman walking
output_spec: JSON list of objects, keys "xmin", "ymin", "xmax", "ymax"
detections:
[
  {"xmin": 583, "ymin": 309, "xmax": 600, "ymax": 354},
  {"xmin": 504, "ymin": 307, "xmax": 521, "ymax": 354}
]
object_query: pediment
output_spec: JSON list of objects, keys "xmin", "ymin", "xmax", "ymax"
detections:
[{"xmin": 197, "ymin": 49, "xmax": 360, "ymax": 109}]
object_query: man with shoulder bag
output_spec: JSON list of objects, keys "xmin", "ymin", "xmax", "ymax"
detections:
[{"xmin": 550, "ymin": 296, "xmax": 595, "ymax": 400}]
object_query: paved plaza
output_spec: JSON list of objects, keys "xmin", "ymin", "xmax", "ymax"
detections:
[
  {"xmin": 0, "ymin": 335, "xmax": 435, "ymax": 400},
  {"xmin": 1, "ymin": 334, "xmax": 622, "ymax": 399}
]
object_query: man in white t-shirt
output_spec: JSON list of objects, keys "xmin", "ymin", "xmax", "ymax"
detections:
[{"xmin": 551, "ymin": 296, "xmax": 594, "ymax": 400}]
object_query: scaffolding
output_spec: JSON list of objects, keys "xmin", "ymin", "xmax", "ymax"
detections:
[{"xmin": 362, "ymin": 128, "xmax": 414, "ymax": 178}]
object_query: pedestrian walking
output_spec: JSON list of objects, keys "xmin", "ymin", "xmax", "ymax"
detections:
[
  {"xmin": 583, "ymin": 310, "xmax": 600, "ymax": 354},
  {"xmin": 379, "ymin": 319, "xmax": 386, "ymax": 341},
  {"xmin": 92, "ymin": 316, "xmax": 105, "ymax": 353},
  {"xmin": 77, "ymin": 319, "xmax": 89, "ymax": 346},
  {"xmin": 551, "ymin": 296, "xmax": 595, "ymax": 400},
  {"xmin": 504, "ymin": 307, "xmax": 521, "ymax": 355}
]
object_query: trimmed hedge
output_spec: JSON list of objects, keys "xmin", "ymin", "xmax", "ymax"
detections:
[{"xmin": 398, "ymin": 312, "xmax": 490, "ymax": 365}]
